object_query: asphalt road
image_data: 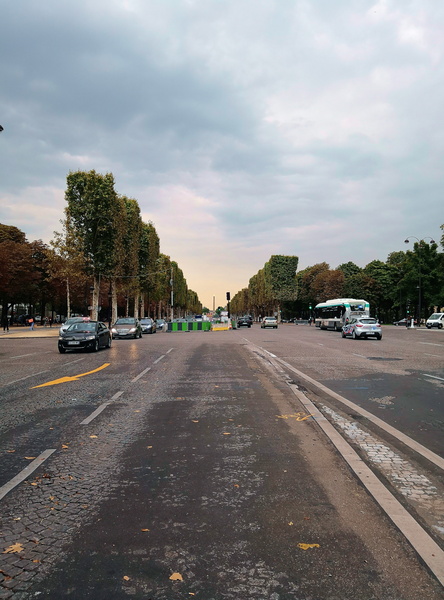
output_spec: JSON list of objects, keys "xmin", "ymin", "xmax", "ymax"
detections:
[{"xmin": 0, "ymin": 325, "xmax": 443, "ymax": 599}]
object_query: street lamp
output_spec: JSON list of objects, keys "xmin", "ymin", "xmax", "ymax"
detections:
[{"xmin": 404, "ymin": 236, "xmax": 435, "ymax": 326}]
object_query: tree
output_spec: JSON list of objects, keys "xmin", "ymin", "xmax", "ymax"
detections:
[{"xmin": 64, "ymin": 170, "xmax": 124, "ymax": 320}]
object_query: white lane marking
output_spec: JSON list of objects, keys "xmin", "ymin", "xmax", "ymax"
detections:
[
  {"xmin": 81, "ymin": 402, "xmax": 111, "ymax": 425},
  {"xmin": 132, "ymin": 366, "xmax": 151, "ymax": 383},
  {"xmin": 352, "ymin": 353, "xmax": 367, "ymax": 358},
  {"xmin": 0, "ymin": 449, "xmax": 57, "ymax": 501},
  {"xmin": 318, "ymin": 343, "xmax": 324, "ymax": 346},
  {"xmin": 419, "ymin": 342, "xmax": 444, "ymax": 347},
  {"xmin": 425, "ymin": 353, "xmax": 442, "ymax": 358},
  {"xmin": 166, "ymin": 348, "xmax": 174, "ymax": 354},
  {"xmin": 64, "ymin": 357, "xmax": 87, "ymax": 366},
  {"xmin": 3, "ymin": 370, "xmax": 50, "ymax": 386},
  {"xmin": 153, "ymin": 355, "xmax": 165, "ymax": 364},
  {"xmin": 286, "ymin": 383, "xmax": 444, "ymax": 587},
  {"xmin": 264, "ymin": 350, "xmax": 277, "ymax": 358},
  {"xmin": 422, "ymin": 374, "xmax": 444, "ymax": 382},
  {"xmin": 6, "ymin": 352, "xmax": 42, "ymax": 360},
  {"xmin": 80, "ymin": 391, "xmax": 124, "ymax": 425}
]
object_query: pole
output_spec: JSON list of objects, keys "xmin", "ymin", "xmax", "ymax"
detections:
[{"xmin": 170, "ymin": 267, "xmax": 174, "ymax": 321}]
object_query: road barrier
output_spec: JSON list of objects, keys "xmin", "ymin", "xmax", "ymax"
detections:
[{"xmin": 167, "ymin": 321, "xmax": 211, "ymax": 332}]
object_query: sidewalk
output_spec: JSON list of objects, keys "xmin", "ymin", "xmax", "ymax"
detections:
[{"xmin": 0, "ymin": 326, "xmax": 60, "ymax": 339}]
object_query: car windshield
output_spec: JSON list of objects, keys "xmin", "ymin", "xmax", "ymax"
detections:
[
  {"xmin": 65, "ymin": 318, "xmax": 86, "ymax": 325},
  {"xmin": 360, "ymin": 319, "xmax": 377, "ymax": 324},
  {"xmin": 115, "ymin": 318, "xmax": 136, "ymax": 325},
  {"xmin": 428, "ymin": 314, "xmax": 441, "ymax": 320},
  {"xmin": 68, "ymin": 322, "xmax": 96, "ymax": 332},
  {"xmin": 140, "ymin": 319, "xmax": 152, "ymax": 324}
]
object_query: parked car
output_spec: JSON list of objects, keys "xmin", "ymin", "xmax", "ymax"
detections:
[
  {"xmin": 342, "ymin": 317, "xmax": 382, "ymax": 340},
  {"xmin": 59, "ymin": 316, "xmax": 90, "ymax": 334},
  {"xmin": 111, "ymin": 317, "xmax": 142, "ymax": 339},
  {"xmin": 58, "ymin": 321, "xmax": 111, "ymax": 353},
  {"xmin": 237, "ymin": 315, "xmax": 253, "ymax": 328},
  {"xmin": 393, "ymin": 318, "xmax": 418, "ymax": 327},
  {"xmin": 140, "ymin": 318, "xmax": 157, "ymax": 334},
  {"xmin": 261, "ymin": 316, "xmax": 278, "ymax": 329},
  {"xmin": 426, "ymin": 313, "xmax": 444, "ymax": 329}
]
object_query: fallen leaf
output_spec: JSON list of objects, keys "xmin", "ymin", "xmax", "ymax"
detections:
[
  {"xmin": 298, "ymin": 543, "xmax": 320, "ymax": 550},
  {"xmin": 141, "ymin": 529, "xmax": 150, "ymax": 532},
  {"xmin": 30, "ymin": 483, "xmax": 38, "ymax": 486},
  {"xmin": 233, "ymin": 484, "xmax": 239, "ymax": 488},
  {"xmin": 169, "ymin": 572, "xmax": 183, "ymax": 581},
  {"xmin": 3, "ymin": 543, "xmax": 24, "ymax": 554},
  {"xmin": 288, "ymin": 521, "xmax": 294, "ymax": 526},
  {"xmin": 89, "ymin": 435, "xmax": 98, "ymax": 439},
  {"xmin": 123, "ymin": 575, "xmax": 130, "ymax": 581},
  {"xmin": 134, "ymin": 410, "xmax": 140, "ymax": 413},
  {"xmin": 62, "ymin": 445, "xmax": 69, "ymax": 449},
  {"xmin": 33, "ymin": 559, "xmax": 40, "ymax": 563},
  {"xmin": 24, "ymin": 457, "xmax": 36, "ymax": 460},
  {"xmin": 7, "ymin": 450, "xmax": 15, "ymax": 453},
  {"xmin": 191, "ymin": 420, "xmax": 199, "ymax": 423},
  {"xmin": 223, "ymin": 432, "xmax": 231, "ymax": 436},
  {"xmin": 147, "ymin": 446, "xmax": 153, "ymax": 449}
]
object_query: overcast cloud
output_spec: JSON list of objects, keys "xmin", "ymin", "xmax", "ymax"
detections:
[{"xmin": 1, "ymin": 0, "xmax": 443, "ymax": 308}]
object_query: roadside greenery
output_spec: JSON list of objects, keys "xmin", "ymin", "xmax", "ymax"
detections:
[
  {"xmin": 0, "ymin": 170, "xmax": 202, "ymax": 323},
  {"xmin": 230, "ymin": 232, "xmax": 444, "ymax": 322}
]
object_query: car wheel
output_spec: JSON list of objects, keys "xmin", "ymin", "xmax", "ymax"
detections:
[
  {"xmin": 58, "ymin": 345, "xmax": 66, "ymax": 354},
  {"xmin": 376, "ymin": 334, "xmax": 382, "ymax": 340},
  {"xmin": 341, "ymin": 331, "xmax": 346, "ymax": 338},
  {"xmin": 439, "ymin": 324, "xmax": 443, "ymax": 329},
  {"xmin": 93, "ymin": 340, "xmax": 99, "ymax": 352},
  {"xmin": 107, "ymin": 336, "xmax": 112, "ymax": 348},
  {"xmin": 352, "ymin": 330, "xmax": 357, "ymax": 339}
]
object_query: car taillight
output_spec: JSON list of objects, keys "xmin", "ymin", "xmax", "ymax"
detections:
[{"xmin": 356, "ymin": 323, "xmax": 363, "ymax": 327}]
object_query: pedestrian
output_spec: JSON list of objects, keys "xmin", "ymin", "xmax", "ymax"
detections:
[
  {"xmin": 29, "ymin": 317, "xmax": 34, "ymax": 331},
  {"xmin": 308, "ymin": 316, "xmax": 313, "ymax": 326},
  {"xmin": 2, "ymin": 316, "xmax": 9, "ymax": 332}
]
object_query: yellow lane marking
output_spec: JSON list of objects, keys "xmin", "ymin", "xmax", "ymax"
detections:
[{"xmin": 31, "ymin": 364, "xmax": 110, "ymax": 388}]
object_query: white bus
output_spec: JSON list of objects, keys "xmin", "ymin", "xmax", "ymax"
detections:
[{"xmin": 314, "ymin": 298, "xmax": 370, "ymax": 331}]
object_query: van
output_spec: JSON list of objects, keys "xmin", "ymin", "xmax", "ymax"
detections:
[{"xmin": 426, "ymin": 313, "xmax": 444, "ymax": 329}]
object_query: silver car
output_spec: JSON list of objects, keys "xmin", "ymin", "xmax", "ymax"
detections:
[
  {"xmin": 261, "ymin": 316, "xmax": 278, "ymax": 329},
  {"xmin": 342, "ymin": 317, "xmax": 382, "ymax": 340}
]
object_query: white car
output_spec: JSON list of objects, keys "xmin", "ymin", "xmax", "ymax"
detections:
[
  {"xmin": 59, "ymin": 316, "xmax": 90, "ymax": 334},
  {"xmin": 426, "ymin": 313, "xmax": 444, "ymax": 329},
  {"xmin": 261, "ymin": 316, "xmax": 278, "ymax": 329},
  {"xmin": 342, "ymin": 317, "xmax": 382, "ymax": 340}
]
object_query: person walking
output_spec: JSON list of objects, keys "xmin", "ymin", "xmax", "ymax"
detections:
[
  {"xmin": 2, "ymin": 316, "xmax": 9, "ymax": 332},
  {"xmin": 29, "ymin": 317, "xmax": 34, "ymax": 331}
]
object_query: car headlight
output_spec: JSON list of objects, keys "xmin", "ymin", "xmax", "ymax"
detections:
[
  {"xmin": 85, "ymin": 336, "xmax": 96, "ymax": 340},
  {"xmin": 111, "ymin": 328, "xmax": 117, "ymax": 333},
  {"xmin": 129, "ymin": 327, "xmax": 136, "ymax": 332},
  {"xmin": 58, "ymin": 336, "xmax": 63, "ymax": 340}
]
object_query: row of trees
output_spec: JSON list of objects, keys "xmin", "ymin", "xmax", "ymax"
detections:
[
  {"xmin": 230, "ymin": 227, "xmax": 444, "ymax": 323},
  {"xmin": 0, "ymin": 170, "xmax": 202, "ymax": 324}
]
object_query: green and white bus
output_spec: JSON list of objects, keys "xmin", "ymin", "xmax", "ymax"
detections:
[{"xmin": 314, "ymin": 298, "xmax": 370, "ymax": 331}]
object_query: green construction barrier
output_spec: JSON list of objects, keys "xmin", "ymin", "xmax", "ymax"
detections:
[{"xmin": 167, "ymin": 321, "xmax": 211, "ymax": 332}]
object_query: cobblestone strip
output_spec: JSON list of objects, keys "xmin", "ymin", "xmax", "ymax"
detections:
[
  {"xmin": 319, "ymin": 404, "xmax": 444, "ymax": 539},
  {"xmin": 0, "ymin": 389, "xmax": 152, "ymax": 598}
]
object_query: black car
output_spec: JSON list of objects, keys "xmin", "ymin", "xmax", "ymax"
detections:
[
  {"xmin": 58, "ymin": 321, "xmax": 111, "ymax": 353},
  {"xmin": 393, "ymin": 318, "xmax": 419, "ymax": 327},
  {"xmin": 237, "ymin": 315, "xmax": 253, "ymax": 328},
  {"xmin": 140, "ymin": 318, "xmax": 157, "ymax": 334}
]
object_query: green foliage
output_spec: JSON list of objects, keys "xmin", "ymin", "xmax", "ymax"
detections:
[{"xmin": 0, "ymin": 224, "xmax": 27, "ymax": 244}]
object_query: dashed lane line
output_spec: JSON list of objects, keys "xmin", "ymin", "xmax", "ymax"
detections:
[
  {"xmin": 3, "ymin": 370, "xmax": 50, "ymax": 386},
  {"xmin": 131, "ymin": 366, "xmax": 151, "ymax": 383},
  {"xmin": 153, "ymin": 355, "xmax": 165, "ymax": 364},
  {"xmin": 422, "ymin": 373, "xmax": 444, "ymax": 382},
  {"xmin": 0, "ymin": 449, "xmax": 57, "ymax": 501}
]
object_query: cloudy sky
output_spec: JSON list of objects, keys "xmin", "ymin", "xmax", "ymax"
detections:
[{"xmin": 1, "ymin": 0, "xmax": 443, "ymax": 308}]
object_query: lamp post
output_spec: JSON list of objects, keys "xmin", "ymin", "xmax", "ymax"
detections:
[{"xmin": 404, "ymin": 236, "xmax": 435, "ymax": 327}]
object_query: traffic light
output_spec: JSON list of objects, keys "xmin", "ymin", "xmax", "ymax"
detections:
[{"xmin": 226, "ymin": 292, "xmax": 230, "ymax": 301}]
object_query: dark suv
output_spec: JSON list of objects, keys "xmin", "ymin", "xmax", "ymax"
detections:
[{"xmin": 237, "ymin": 315, "xmax": 253, "ymax": 328}]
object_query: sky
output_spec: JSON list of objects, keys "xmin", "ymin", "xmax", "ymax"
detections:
[{"xmin": 1, "ymin": 0, "xmax": 443, "ymax": 309}]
